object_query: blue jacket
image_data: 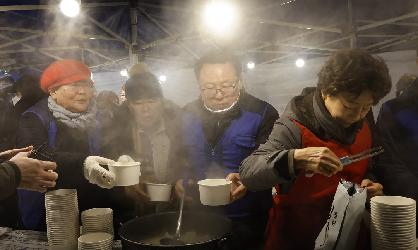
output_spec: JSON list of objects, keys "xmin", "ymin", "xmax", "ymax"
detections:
[
  {"xmin": 16, "ymin": 98, "xmax": 103, "ymax": 230},
  {"xmin": 183, "ymin": 92, "xmax": 278, "ymax": 218}
]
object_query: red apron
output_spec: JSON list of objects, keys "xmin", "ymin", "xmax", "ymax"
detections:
[{"xmin": 265, "ymin": 119, "xmax": 372, "ymax": 250}]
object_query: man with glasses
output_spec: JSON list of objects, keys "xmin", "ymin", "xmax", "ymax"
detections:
[{"xmin": 178, "ymin": 50, "xmax": 279, "ymax": 249}]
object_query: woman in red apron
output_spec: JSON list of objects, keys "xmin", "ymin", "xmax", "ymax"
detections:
[{"xmin": 239, "ymin": 49, "xmax": 392, "ymax": 250}]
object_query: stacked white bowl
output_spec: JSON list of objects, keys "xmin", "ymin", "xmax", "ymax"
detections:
[
  {"xmin": 371, "ymin": 196, "xmax": 416, "ymax": 250},
  {"xmin": 81, "ymin": 208, "xmax": 113, "ymax": 235},
  {"xmin": 77, "ymin": 232, "xmax": 113, "ymax": 250},
  {"xmin": 45, "ymin": 189, "xmax": 80, "ymax": 250}
]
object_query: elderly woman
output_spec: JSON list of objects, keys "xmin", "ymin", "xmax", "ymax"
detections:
[
  {"xmin": 239, "ymin": 49, "xmax": 392, "ymax": 250},
  {"xmin": 16, "ymin": 60, "xmax": 115, "ymax": 230}
]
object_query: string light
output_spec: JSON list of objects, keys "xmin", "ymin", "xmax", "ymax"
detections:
[
  {"xmin": 295, "ymin": 58, "xmax": 305, "ymax": 68},
  {"xmin": 247, "ymin": 61, "xmax": 255, "ymax": 69},
  {"xmin": 158, "ymin": 75, "xmax": 167, "ymax": 82},
  {"xmin": 280, "ymin": 0, "xmax": 296, "ymax": 6},
  {"xmin": 120, "ymin": 69, "xmax": 128, "ymax": 77}
]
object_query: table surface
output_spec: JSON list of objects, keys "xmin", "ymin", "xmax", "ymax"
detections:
[
  {"xmin": 1, "ymin": 227, "xmax": 416, "ymax": 250},
  {"xmin": 0, "ymin": 228, "xmax": 122, "ymax": 250}
]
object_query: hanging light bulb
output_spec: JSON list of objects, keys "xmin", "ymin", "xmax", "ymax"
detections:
[{"xmin": 60, "ymin": 0, "xmax": 80, "ymax": 18}]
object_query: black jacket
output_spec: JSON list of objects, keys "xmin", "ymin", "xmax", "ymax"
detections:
[
  {"xmin": 0, "ymin": 91, "xmax": 46, "ymax": 152},
  {"xmin": 0, "ymin": 160, "xmax": 20, "ymax": 201},
  {"xmin": 0, "ymin": 96, "xmax": 18, "ymax": 152},
  {"xmin": 374, "ymin": 83, "xmax": 418, "ymax": 206}
]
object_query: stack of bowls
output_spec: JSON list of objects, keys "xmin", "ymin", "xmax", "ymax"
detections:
[
  {"xmin": 371, "ymin": 196, "xmax": 416, "ymax": 250},
  {"xmin": 45, "ymin": 189, "xmax": 79, "ymax": 250},
  {"xmin": 81, "ymin": 208, "xmax": 113, "ymax": 235},
  {"xmin": 78, "ymin": 232, "xmax": 113, "ymax": 250}
]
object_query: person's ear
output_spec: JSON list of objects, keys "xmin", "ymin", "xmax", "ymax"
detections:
[
  {"xmin": 321, "ymin": 91, "xmax": 327, "ymax": 101},
  {"xmin": 49, "ymin": 87, "xmax": 60, "ymax": 101},
  {"xmin": 237, "ymin": 78, "xmax": 243, "ymax": 90},
  {"xmin": 49, "ymin": 89, "xmax": 56, "ymax": 98},
  {"xmin": 127, "ymin": 102, "xmax": 134, "ymax": 113}
]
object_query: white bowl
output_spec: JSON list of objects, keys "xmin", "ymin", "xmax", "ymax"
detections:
[
  {"xmin": 197, "ymin": 179, "xmax": 232, "ymax": 206},
  {"xmin": 108, "ymin": 162, "xmax": 141, "ymax": 186},
  {"xmin": 146, "ymin": 183, "xmax": 172, "ymax": 202}
]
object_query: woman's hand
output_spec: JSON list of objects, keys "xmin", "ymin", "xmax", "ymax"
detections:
[
  {"xmin": 0, "ymin": 146, "xmax": 33, "ymax": 161},
  {"xmin": 294, "ymin": 147, "xmax": 343, "ymax": 177},
  {"xmin": 226, "ymin": 173, "xmax": 247, "ymax": 202},
  {"xmin": 174, "ymin": 179, "xmax": 194, "ymax": 202},
  {"xmin": 10, "ymin": 151, "xmax": 58, "ymax": 192},
  {"xmin": 124, "ymin": 183, "xmax": 150, "ymax": 202},
  {"xmin": 361, "ymin": 179, "xmax": 383, "ymax": 197},
  {"xmin": 83, "ymin": 156, "xmax": 116, "ymax": 189}
]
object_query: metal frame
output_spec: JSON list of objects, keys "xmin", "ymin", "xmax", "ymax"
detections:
[{"xmin": 0, "ymin": 1, "xmax": 417, "ymax": 71}]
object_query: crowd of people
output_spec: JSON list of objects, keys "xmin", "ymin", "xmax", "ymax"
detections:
[{"xmin": 0, "ymin": 48, "xmax": 417, "ymax": 250}]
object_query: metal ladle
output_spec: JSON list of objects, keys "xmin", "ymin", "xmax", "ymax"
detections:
[{"xmin": 160, "ymin": 192, "xmax": 185, "ymax": 245}]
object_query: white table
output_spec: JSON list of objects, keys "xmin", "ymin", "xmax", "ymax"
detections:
[{"xmin": 0, "ymin": 228, "xmax": 122, "ymax": 250}]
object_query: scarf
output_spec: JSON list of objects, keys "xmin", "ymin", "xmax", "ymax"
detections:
[
  {"xmin": 312, "ymin": 90, "xmax": 363, "ymax": 145},
  {"xmin": 48, "ymin": 96, "xmax": 96, "ymax": 130}
]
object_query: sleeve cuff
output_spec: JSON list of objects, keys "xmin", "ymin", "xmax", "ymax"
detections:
[
  {"xmin": 272, "ymin": 149, "xmax": 300, "ymax": 181},
  {"xmin": 287, "ymin": 149, "xmax": 297, "ymax": 178},
  {"xmin": 6, "ymin": 161, "xmax": 21, "ymax": 186}
]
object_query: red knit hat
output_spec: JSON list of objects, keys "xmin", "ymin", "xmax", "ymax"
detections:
[{"xmin": 40, "ymin": 59, "xmax": 92, "ymax": 92}]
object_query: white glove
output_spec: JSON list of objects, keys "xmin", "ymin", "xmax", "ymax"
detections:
[
  {"xmin": 117, "ymin": 155, "xmax": 135, "ymax": 163},
  {"xmin": 84, "ymin": 156, "xmax": 116, "ymax": 189}
]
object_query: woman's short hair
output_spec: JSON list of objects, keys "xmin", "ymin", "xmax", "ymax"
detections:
[{"xmin": 317, "ymin": 49, "xmax": 392, "ymax": 104}]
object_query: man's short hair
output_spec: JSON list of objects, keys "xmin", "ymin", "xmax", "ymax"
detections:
[
  {"xmin": 125, "ymin": 72, "xmax": 163, "ymax": 101},
  {"xmin": 396, "ymin": 73, "xmax": 417, "ymax": 97},
  {"xmin": 194, "ymin": 50, "xmax": 242, "ymax": 78},
  {"xmin": 317, "ymin": 49, "xmax": 392, "ymax": 104}
]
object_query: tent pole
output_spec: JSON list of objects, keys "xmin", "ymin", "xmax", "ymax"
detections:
[
  {"xmin": 129, "ymin": 0, "xmax": 139, "ymax": 66},
  {"xmin": 348, "ymin": 0, "xmax": 357, "ymax": 48}
]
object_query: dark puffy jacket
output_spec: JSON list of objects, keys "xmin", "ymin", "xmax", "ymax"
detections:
[{"xmin": 374, "ymin": 80, "xmax": 418, "ymax": 232}]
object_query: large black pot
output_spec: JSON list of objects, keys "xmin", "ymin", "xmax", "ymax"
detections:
[{"xmin": 119, "ymin": 212, "xmax": 231, "ymax": 250}]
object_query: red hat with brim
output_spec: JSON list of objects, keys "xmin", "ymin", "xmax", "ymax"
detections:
[{"xmin": 40, "ymin": 59, "xmax": 92, "ymax": 93}]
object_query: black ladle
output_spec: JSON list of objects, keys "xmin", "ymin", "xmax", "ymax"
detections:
[{"xmin": 160, "ymin": 192, "xmax": 185, "ymax": 245}]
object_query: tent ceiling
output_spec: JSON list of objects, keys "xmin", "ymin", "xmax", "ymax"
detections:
[{"xmin": 0, "ymin": 0, "xmax": 417, "ymax": 74}]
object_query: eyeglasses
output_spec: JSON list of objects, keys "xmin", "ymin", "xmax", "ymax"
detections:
[
  {"xmin": 65, "ymin": 81, "xmax": 94, "ymax": 91},
  {"xmin": 201, "ymin": 79, "xmax": 239, "ymax": 96}
]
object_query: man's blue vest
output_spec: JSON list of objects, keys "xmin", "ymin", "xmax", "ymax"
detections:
[
  {"xmin": 183, "ymin": 105, "xmax": 272, "ymax": 218},
  {"xmin": 17, "ymin": 98, "xmax": 99, "ymax": 230}
]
